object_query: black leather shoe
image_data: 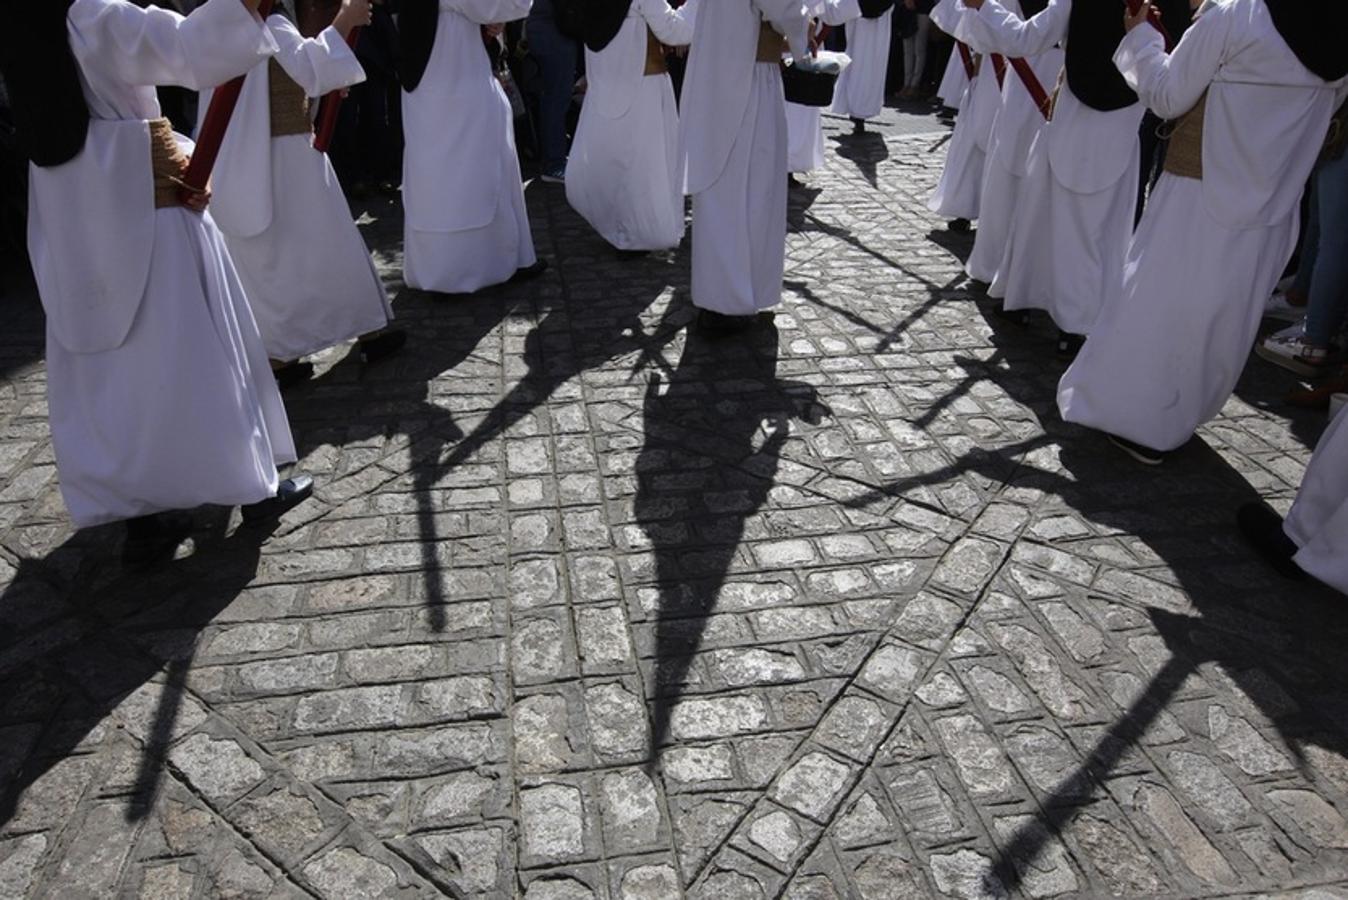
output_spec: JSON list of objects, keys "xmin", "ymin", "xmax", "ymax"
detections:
[
  {"xmin": 358, "ymin": 329, "xmax": 407, "ymax": 365},
  {"xmin": 509, "ymin": 260, "xmax": 550, "ymax": 283},
  {"xmin": 122, "ymin": 511, "xmax": 194, "ymax": 568},
  {"xmin": 1237, "ymin": 502, "xmax": 1307, "ymax": 581},
  {"xmin": 697, "ymin": 309, "xmax": 756, "ymax": 337},
  {"xmin": 949, "ymin": 218, "xmax": 972, "ymax": 234},
  {"xmin": 241, "ymin": 474, "xmax": 314, "ymax": 525},
  {"xmin": 1107, "ymin": 433, "xmax": 1167, "ymax": 466}
]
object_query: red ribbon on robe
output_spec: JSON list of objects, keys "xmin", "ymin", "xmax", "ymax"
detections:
[
  {"xmin": 312, "ymin": 25, "xmax": 363, "ymax": 154},
  {"xmin": 990, "ymin": 52, "xmax": 1007, "ymax": 88},
  {"xmin": 179, "ymin": 0, "xmax": 274, "ymax": 202},
  {"xmin": 1007, "ymin": 55, "xmax": 1054, "ymax": 119},
  {"xmin": 956, "ymin": 40, "xmax": 977, "ymax": 80},
  {"xmin": 1126, "ymin": 0, "xmax": 1174, "ymax": 50}
]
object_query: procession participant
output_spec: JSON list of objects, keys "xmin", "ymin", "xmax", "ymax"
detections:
[
  {"xmin": 831, "ymin": 0, "xmax": 894, "ymax": 133},
  {"xmin": 963, "ymin": 0, "xmax": 1060, "ymax": 285},
  {"xmin": 207, "ymin": 0, "xmax": 405, "ymax": 389},
  {"xmin": 400, "ymin": 0, "xmax": 546, "ymax": 295},
  {"xmin": 786, "ymin": 0, "xmax": 862, "ymax": 178},
  {"xmin": 678, "ymin": 0, "xmax": 810, "ymax": 334},
  {"xmin": 956, "ymin": 0, "xmax": 1148, "ymax": 356},
  {"xmin": 565, "ymin": 0, "xmax": 700, "ymax": 254},
  {"xmin": 1057, "ymin": 0, "xmax": 1348, "ymax": 464},
  {"xmin": 934, "ymin": 25, "xmax": 970, "ymax": 109},
  {"xmin": 1240, "ymin": 406, "xmax": 1348, "ymax": 595},
  {"xmin": 926, "ymin": 0, "xmax": 1009, "ymax": 233},
  {"xmin": 0, "ymin": 0, "xmax": 312, "ymax": 566}
]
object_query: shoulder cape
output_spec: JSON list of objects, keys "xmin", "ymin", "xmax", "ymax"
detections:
[
  {"xmin": 0, "ymin": 0, "xmax": 88, "ymax": 167},
  {"xmin": 583, "ymin": 0, "xmax": 633, "ymax": 52},
  {"xmin": 399, "ymin": 0, "xmax": 440, "ymax": 92}
]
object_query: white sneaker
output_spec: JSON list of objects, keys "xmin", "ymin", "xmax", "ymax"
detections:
[
  {"xmin": 1255, "ymin": 325, "xmax": 1341, "ymax": 377},
  {"xmin": 1264, "ymin": 291, "xmax": 1308, "ymax": 322}
]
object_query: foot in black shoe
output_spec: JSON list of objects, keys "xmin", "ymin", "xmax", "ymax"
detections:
[
  {"xmin": 358, "ymin": 329, "xmax": 407, "ymax": 365},
  {"xmin": 241, "ymin": 474, "xmax": 315, "ymax": 525},
  {"xmin": 509, "ymin": 259, "xmax": 550, "ymax": 283},
  {"xmin": 1107, "ymin": 433, "xmax": 1167, "ymax": 466},
  {"xmin": 851, "ymin": 118, "xmax": 866, "ymax": 135},
  {"xmin": 992, "ymin": 303, "xmax": 1030, "ymax": 326},
  {"xmin": 949, "ymin": 218, "xmax": 972, "ymax": 234},
  {"xmin": 273, "ymin": 361, "xmax": 314, "ymax": 391},
  {"xmin": 1055, "ymin": 330, "xmax": 1085, "ymax": 359},
  {"xmin": 615, "ymin": 248, "xmax": 650, "ymax": 261},
  {"xmin": 1237, "ymin": 502, "xmax": 1307, "ymax": 580},
  {"xmin": 122, "ymin": 511, "xmax": 194, "ymax": 568},
  {"xmin": 697, "ymin": 309, "xmax": 756, "ymax": 336}
]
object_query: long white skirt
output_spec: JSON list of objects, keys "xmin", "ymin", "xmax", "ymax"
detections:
[
  {"xmin": 567, "ymin": 74, "xmax": 685, "ymax": 251},
  {"xmin": 226, "ymin": 137, "xmax": 391, "ymax": 361},
  {"xmin": 786, "ymin": 102, "xmax": 825, "ymax": 174},
  {"xmin": 992, "ymin": 139, "xmax": 1139, "ymax": 334},
  {"xmin": 404, "ymin": 152, "xmax": 536, "ymax": 294},
  {"xmin": 928, "ymin": 121, "xmax": 984, "ymax": 221},
  {"xmin": 691, "ymin": 64, "xmax": 788, "ymax": 316},
  {"xmin": 1286, "ymin": 406, "xmax": 1348, "ymax": 595},
  {"xmin": 832, "ymin": 11, "xmax": 892, "ymax": 121},
  {"xmin": 47, "ymin": 208, "xmax": 296, "ymax": 528},
  {"xmin": 937, "ymin": 49, "xmax": 968, "ymax": 111},
  {"xmin": 965, "ymin": 155, "xmax": 1019, "ymax": 284},
  {"xmin": 1058, "ymin": 174, "xmax": 1299, "ymax": 452}
]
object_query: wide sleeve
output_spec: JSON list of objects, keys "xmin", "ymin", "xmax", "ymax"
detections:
[
  {"xmin": 821, "ymin": 0, "xmax": 862, "ymax": 26},
  {"xmin": 1113, "ymin": 0, "xmax": 1231, "ymax": 119},
  {"xmin": 267, "ymin": 15, "xmax": 366, "ymax": 96},
  {"xmin": 642, "ymin": 0, "xmax": 698, "ymax": 46},
  {"xmin": 954, "ymin": 0, "xmax": 1068, "ymax": 58},
  {"xmin": 929, "ymin": 0, "xmax": 961, "ymax": 35},
  {"xmin": 755, "ymin": 0, "xmax": 811, "ymax": 60},
  {"xmin": 444, "ymin": 0, "xmax": 532, "ymax": 24},
  {"xmin": 67, "ymin": 0, "xmax": 277, "ymax": 91}
]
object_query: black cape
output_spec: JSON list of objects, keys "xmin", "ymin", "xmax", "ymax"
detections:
[
  {"xmin": 0, "ymin": 0, "xmax": 88, "ymax": 167},
  {"xmin": 859, "ymin": 0, "xmax": 896, "ymax": 19},
  {"xmin": 583, "ymin": 0, "xmax": 633, "ymax": 52},
  {"xmin": 1064, "ymin": 0, "xmax": 1136, "ymax": 112},
  {"xmin": 399, "ymin": 0, "xmax": 440, "ymax": 92},
  {"xmin": 1266, "ymin": 0, "xmax": 1348, "ymax": 82}
]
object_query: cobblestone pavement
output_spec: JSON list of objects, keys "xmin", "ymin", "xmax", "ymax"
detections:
[{"xmin": 3, "ymin": 111, "xmax": 1348, "ymax": 900}]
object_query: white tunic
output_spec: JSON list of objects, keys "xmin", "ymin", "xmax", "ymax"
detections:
[
  {"xmin": 1059, "ymin": 0, "xmax": 1348, "ymax": 451},
  {"xmin": 1286, "ymin": 406, "xmax": 1348, "ymax": 596},
  {"xmin": 935, "ymin": 26, "xmax": 970, "ymax": 109},
  {"xmin": 958, "ymin": 0, "xmax": 1144, "ymax": 333},
  {"xmin": 28, "ymin": 0, "xmax": 294, "ymax": 528},
  {"xmin": 831, "ymin": 7, "xmax": 892, "ymax": 119},
  {"xmin": 679, "ymin": 0, "xmax": 809, "ymax": 315},
  {"xmin": 786, "ymin": 0, "xmax": 862, "ymax": 174},
  {"xmin": 926, "ymin": 0, "xmax": 1014, "ymax": 221},
  {"xmin": 402, "ymin": 0, "xmax": 536, "ymax": 294},
  {"xmin": 566, "ymin": 0, "xmax": 698, "ymax": 251},
  {"xmin": 209, "ymin": 16, "xmax": 391, "ymax": 361}
]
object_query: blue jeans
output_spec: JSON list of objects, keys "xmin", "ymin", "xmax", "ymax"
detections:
[
  {"xmin": 1295, "ymin": 152, "xmax": 1348, "ymax": 347},
  {"xmin": 527, "ymin": 13, "xmax": 577, "ymax": 172}
]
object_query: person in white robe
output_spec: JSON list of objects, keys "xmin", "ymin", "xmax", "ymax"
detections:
[
  {"xmin": 1240, "ymin": 406, "xmax": 1348, "ymax": 596},
  {"xmin": 1057, "ymin": 0, "xmax": 1348, "ymax": 463},
  {"xmin": 925, "ymin": 0, "xmax": 1007, "ymax": 229},
  {"xmin": 678, "ymin": 0, "xmax": 810, "ymax": 331},
  {"xmin": 786, "ymin": 0, "xmax": 862, "ymax": 175},
  {"xmin": 964, "ymin": 5, "xmax": 1062, "ymax": 284},
  {"xmin": 401, "ymin": 0, "xmax": 546, "ymax": 295},
  {"xmin": 565, "ymin": 0, "xmax": 699, "ymax": 253},
  {"xmin": 206, "ymin": 0, "xmax": 404, "ymax": 381},
  {"xmin": 956, "ymin": 0, "xmax": 1145, "ymax": 352},
  {"xmin": 831, "ymin": 0, "xmax": 893, "ymax": 132},
  {"xmin": 5, "ymin": 0, "xmax": 311, "ymax": 564},
  {"xmin": 935, "ymin": 25, "xmax": 971, "ymax": 109}
]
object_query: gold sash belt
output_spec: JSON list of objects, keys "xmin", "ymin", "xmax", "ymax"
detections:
[
  {"xmin": 149, "ymin": 118, "xmax": 193, "ymax": 209},
  {"xmin": 757, "ymin": 22, "xmax": 786, "ymax": 63},
  {"xmin": 1162, "ymin": 90, "xmax": 1206, "ymax": 180},
  {"xmin": 269, "ymin": 59, "xmax": 313, "ymax": 137},
  {"xmin": 644, "ymin": 28, "xmax": 668, "ymax": 76}
]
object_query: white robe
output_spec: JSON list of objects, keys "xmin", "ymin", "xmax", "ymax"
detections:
[
  {"xmin": 1058, "ymin": 0, "xmax": 1348, "ymax": 450},
  {"xmin": 935, "ymin": 31, "xmax": 970, "ymax": 108},
  {"xmin": 786, "ymin": 0, "xmax": 862, "ymax": 174},
  {"xmin": 679, "ymin": 0, "xmax": 809, "ymax": 315},
  {"xmin": 1286, "ymin": 406, "xmax": 1348, "ymax": 596},
  {"xmin": 959, "ymin": 0, "xmax": 1143, "ymax": 334},
  {"xmin": 965, "ymin": 45, "xmax": 1063, "ymax": 283},
  {"xmin": 926, "ymin": 0, "xmax": 1013, "ymax": 221},
  {"xmin": 402, "ymin": 0, "xmax": 536, "ymax": 294},
  {"xmin": 831, "ymin": 7, "xmax": 892, "ymax": 120},
  {"xmin": 28, "ymin": 0, "xmax": 293, "ymax": 528},
  {"xmin": 208, "ymin": 16, "xmax": 391, "ymax": 361},
  {"xmin": 566, "ymin": 0, "xmax": 698, "ymax": 251}
]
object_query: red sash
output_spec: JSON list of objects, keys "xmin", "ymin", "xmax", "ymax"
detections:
[
  {"xmin": 956, "ymin": 41, "xmax": 977, "ymax": 80},
  {"xmin": 990, "ymin": 52, "xmax": 1007, "ymax": 88},
  {"xmin": 1008, "ymin": 56, "xmax": 1054, "ymax": 120}
]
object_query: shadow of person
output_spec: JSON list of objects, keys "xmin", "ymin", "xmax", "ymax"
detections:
[
  {"xmin": 830, "ymin": 129, "xmax": 889, "ymax": 189},
  {"xmin": 634, "ymin": 320, "xmax": 827, "ymax": 763},
  {"xmin": 0, "ymin": 511, "xmax": 278, "ymax": 829}
]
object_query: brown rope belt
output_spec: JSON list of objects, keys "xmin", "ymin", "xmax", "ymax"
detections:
[
  {"xmin": 644, "ymin": 27, "xmax": 668, "ymax": 76},
  {"xmin": 269, "ymin": 59, "xmax": 313, "ymax": 137},
  {"xmin": 149, "ymin": 117, "xmax": 196, "ymax": 209},
  {"xmin": 757, "ymin": 22, "xmax": 786, "ymax": 63},
  {"xmin": 1162, "ymin": 89, "xmax": 1206, "ymax": 180}
]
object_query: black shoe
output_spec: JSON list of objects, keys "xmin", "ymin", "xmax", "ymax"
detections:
[
  {"xmin": 273, "ymin": 361, "xmax": 314, "ymax": 391},
  {"xmin": 1107, "ymin": 433, "xmax": 1167, "ymax": 466},
  {"xmin": 358, "ymin": 329, "xmax": 406, "ymax": 365},
  {"xmin": 509, "ymin": 259, "xmax": 550, "ymax": 284},
  {"xmin": 1237, "ymin": 502, "xmax": 1307, "ymax": 580},
  {"xmin": 787, "ymin": 173, "xmax": 803, "ymax": 189},
  {"xmin": 697, "ymin": 309, "xmax": 756, "ymax": 337},
  {"xmin": 851, "ymin": 118, "xmax": 866, "ymax": 135},
  {"xmin": 948, "ymin": 218, "xmax": 972, "ymax": 234},
  {"xmin": 992, "ymin": 303, "xmax": 1030, "ymax": 326},
  {"xmin": 615, "ymin": 248, "xmax": 651, "ymax": 261},
  {"xmin": 122, "ymin": 512, "xmax": 194, "ymax": 568},
  {"xmin": 241, "ymin": 474, "xmax": 314, "ymax": 525},
  {"xmin": 1055, "ymin": 330, "xmax": 1085, "ymax": 359}
]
